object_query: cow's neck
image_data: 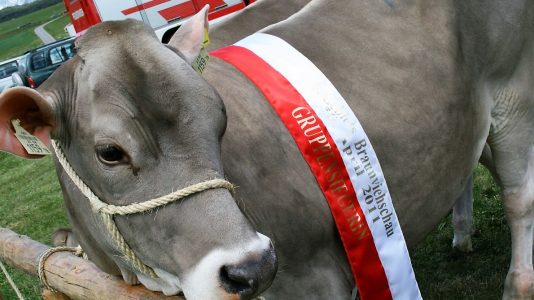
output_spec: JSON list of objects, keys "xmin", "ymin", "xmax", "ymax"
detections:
[{"xmin": 204, "ymin": 54, "xmax": 356, "ymax": 296}]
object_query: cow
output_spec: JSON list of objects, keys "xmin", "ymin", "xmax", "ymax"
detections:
[{"xmin": 0, "ymin": 1, "xmax": 532, "ymax": 299}]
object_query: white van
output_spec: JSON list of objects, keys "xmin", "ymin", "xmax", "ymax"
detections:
[{"xmin": 0, "ymin": 56, "xmax": 22, "ymax": 92}]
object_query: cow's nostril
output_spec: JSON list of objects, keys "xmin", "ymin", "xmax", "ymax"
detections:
[
  {"xmin": 219, "ymin": 244, "xmax": 277, "ymax": 298},
  {"xmin": 220, "ymin": 264, "xmax": 257, "ymax": 296}
]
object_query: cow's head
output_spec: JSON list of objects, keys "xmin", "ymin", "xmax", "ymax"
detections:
[{"xmin": 0, "ymin": 6, "xmax": 276, "ymax": 299}]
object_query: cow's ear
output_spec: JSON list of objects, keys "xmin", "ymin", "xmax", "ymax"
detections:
[
  {"xmin": 0, "ymin": 87, "xmax": 55, "ymax": 159},
  {"xmin": 169, "ymin": 4, "xmax": 210, "ymax": 64}
]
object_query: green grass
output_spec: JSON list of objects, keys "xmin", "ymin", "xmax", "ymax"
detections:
[
  {"xmin": 0, "ymin": 158, "xmax": 509, "ymax": 299},
  {"xmin": 412, "ymin": 165, "xmax": 507, "ymax": 299},
  {"xmin": 44, "ymin": 13, "xmax": 70, "ymax": 40},
  {"xmin": 0, "ymin": 152, "xmax": 68, "ymax": 300},
  {"xmin": 0, "ymin": 2, "xmax": 67, "ymax": 61},
  {"xmin": 0, "ymin": 29, "xmax": 42, "ymax": 61}
]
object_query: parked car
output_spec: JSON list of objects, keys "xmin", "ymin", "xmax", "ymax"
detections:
[
  {"xmin": 0, "ymin": 56, "xmax": 22, "ymax": 92},
  {"xmin": 12, "ymin": 37, "xmax": 76, "ymax": 89}
]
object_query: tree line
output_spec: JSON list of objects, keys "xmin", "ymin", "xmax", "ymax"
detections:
[{"xmin": 0, "ymin": 0, "xmax": 62, "ymax": 23}]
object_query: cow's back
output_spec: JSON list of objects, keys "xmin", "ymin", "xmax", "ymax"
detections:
[{"xmin": 209, "ymin": 0, "xmax": 312, "ymax": 49}]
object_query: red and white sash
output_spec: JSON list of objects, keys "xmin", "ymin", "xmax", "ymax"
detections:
[{"xmin": 211, "ymin": 33, "xmax": 421, "ymax": 300}]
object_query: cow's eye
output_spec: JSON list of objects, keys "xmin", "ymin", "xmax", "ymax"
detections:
[{"xmin": 95, "ymin": 144, "xmax": 127, "ymax": 165}]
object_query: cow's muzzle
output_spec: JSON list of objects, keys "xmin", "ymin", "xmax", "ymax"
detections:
[{"xmin": 219, "ymin": 242, "xmax": 277, "ymax": 299}]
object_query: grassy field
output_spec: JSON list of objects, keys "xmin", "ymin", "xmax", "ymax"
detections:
[
  {"xmin": 0, "ymin": 151, "xmax": 509, "ymax": 299},
  {"xmin": 44, "ymin": 13, "xmax": 70, "ymax": 40},
  {"xmin": 0, "ymin": 2, "xmax": 66, "ymax": 61},
  {"xmin": 0, "ymin": 153, "xmax": 68, "ymax": 300},
  {"xmin": 412, "ymin": 166, "xmax": 507, "ymax": 299}
]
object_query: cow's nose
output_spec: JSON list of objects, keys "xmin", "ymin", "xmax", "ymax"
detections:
[{"xmin": 219, "ymin": 244, "xmax": 277, "ymax": 299}]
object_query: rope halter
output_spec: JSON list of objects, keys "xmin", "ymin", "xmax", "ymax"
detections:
[{"xmin": 50, "ymin": 139, "xmax": 235, "ymax": 278}]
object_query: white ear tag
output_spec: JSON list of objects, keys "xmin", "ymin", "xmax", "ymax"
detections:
[
  {"xmin": 11, "ymin": 119, "xmax": 51, "ymax": 155},
  {"xmin": 192, "ymin": 28, "xmax": 210, "ymax": 75}
]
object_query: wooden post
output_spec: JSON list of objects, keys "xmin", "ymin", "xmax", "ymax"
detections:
[
  {"xmin": 42, "ymin": 289, "xmax": 72, "ymax": 300},
  {"xmin": 0, "ymin": 228, "xmax": 185, "ymax": 300}
]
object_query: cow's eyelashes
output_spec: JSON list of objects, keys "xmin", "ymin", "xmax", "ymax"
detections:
[{"xmin": 95, "ymin": 144, "xmax": 128, "ymax": 165}]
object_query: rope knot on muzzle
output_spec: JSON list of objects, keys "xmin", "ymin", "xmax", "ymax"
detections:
[{"xmin": 51, "ymin": 139, "xmax": 235, "ymax": 278}]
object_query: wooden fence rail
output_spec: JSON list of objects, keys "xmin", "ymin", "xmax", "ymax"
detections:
[{"xmin": 0, "ymin": 228, "xmax": 184, "ymax": 300}]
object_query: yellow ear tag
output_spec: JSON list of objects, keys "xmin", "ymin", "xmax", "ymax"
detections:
[
  {"xmin": 193, "ymin": 28, "xmax": 210, "ymax": 75},
  {"xmin": 11, "ymin": 119, "xmax": 51, "ymax": 155},
  {"xmin": 202, "ymin": 27, "xmax": 210, "ymax": 47}
]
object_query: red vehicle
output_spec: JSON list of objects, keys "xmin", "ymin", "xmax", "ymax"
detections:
[{"xmin": 63, "ymin": 0, "xmax": 255, "ymax": 42}]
